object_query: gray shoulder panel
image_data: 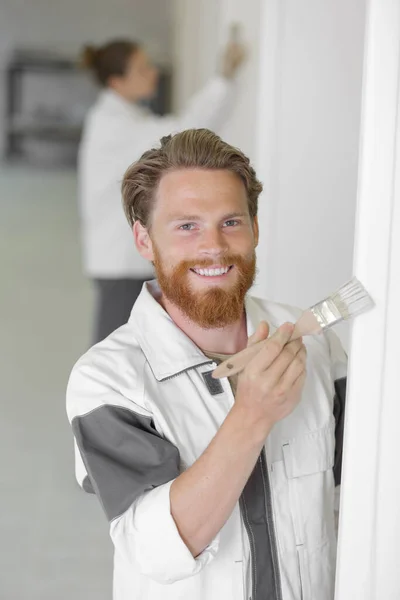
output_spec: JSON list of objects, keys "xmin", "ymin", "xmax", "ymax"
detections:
[{"xmin": 72, "ymin": 405, "xmax": 180, "ymax": 522}]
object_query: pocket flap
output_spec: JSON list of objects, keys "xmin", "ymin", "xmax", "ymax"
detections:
[{"xmin": 282, "ymin": 422, "xmax": 335, "ymax": 479}]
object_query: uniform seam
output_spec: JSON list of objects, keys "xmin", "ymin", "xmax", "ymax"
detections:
[{"xmin": 71, "ymin": 403, "xmax": 153, "ymax": 422}]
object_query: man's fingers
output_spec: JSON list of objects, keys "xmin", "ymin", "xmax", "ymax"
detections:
[
  {"xmin": 278, "ymin": 347, "xmax": 307, "ymax": 391},
  {"xmin": 290, "ymin": 369, "xmax": 307, "ymax": 398},
  {"xmin": 247, "ymin": 321, "xmax": 270, "ymax": 347},
  {"xmin": 255, "ymin": 339, "xmax": 305, "ymax": 387},
  {"xmin": 247, "ymin": 322, "xmax": 295, "ymax": 373}
]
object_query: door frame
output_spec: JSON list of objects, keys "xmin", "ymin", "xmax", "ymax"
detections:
[{"xmin": 335, "ymin": 0, "xmax": 400, "ymax": 598}]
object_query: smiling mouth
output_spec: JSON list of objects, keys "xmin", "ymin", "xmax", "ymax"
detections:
[{"xmin": 190, "ymin": 265, "xmax": 234, "ymax": 277}]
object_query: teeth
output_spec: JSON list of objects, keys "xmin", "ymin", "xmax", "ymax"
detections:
[{"xmin": 193, "ymin": 267, "xmax": 230, "ymax": 277}]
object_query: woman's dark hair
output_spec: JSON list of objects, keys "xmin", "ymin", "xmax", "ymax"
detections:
[{"xmin": 80, "ymin": 39, "xmax": 140, "ymax": 87}]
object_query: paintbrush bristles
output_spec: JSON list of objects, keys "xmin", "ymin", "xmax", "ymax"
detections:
[
  {"xmin": 332, "ymin": 277, "xmax": 374, "ymax": 317},
  {"xmin": 212, "ymin": 277, "xmax": 374, "ymax": 380},
  {"xmin": 311, "ymin": 277, "xmax": 374, "ymax": 328}
]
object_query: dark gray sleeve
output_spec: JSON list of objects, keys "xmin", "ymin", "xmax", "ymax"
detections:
[
  {"xmin": 333, "ymin": 377, "xmax": 347, "ymax": 486},
  {"xmin": 72, "ymin": 405, "xmax": 181, "ymax": 522}
]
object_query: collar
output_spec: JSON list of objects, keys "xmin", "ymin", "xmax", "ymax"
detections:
[{"xmin": 129, "ymin": 280, "xmax": 263, "ymax": 381}]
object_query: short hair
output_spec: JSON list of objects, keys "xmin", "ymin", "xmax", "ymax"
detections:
[{"xmin": 122, "ymin": 128, "xmax": 263, "ymax": 229}]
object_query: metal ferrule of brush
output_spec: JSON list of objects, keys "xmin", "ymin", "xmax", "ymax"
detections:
[{"xmin": 310, "ymin": 297, "xmax": 344, "ymax": 329}]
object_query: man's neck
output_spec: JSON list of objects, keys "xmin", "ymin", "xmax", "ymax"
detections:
[{"xmin": 160, "ymin": 296, "xmax": 248, "ymax": 355}]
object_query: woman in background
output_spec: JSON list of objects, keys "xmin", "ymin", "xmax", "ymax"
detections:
[{"xmin": 79, "ymin": 37, "xmax": 245, "ymax": 344}]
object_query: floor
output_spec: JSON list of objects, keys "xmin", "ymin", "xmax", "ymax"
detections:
[{"xmin": 0, "ymin": 166, "xmax": 112, "ymax": 599}]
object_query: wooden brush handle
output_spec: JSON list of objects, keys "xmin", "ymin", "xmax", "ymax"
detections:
[
  {"xmin": 211, "ymin": 340, "xmax": 266, "ymax": 379},
  {"xmin": 291, "ymin": 310, "xmax": 321, "ymax": 339},
  {"xmin": 212, "ymin": 310, "xmax": 321, "ymax": 380}
]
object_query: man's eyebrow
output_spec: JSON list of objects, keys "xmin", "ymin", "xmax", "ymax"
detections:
[
  {"xmin": 222, "ymin": 212, "xmax": 248, "ymax": 220},
  {"xmin": 167, "ymin": 212, "xmax": 248, "ymax": 222},
  {"xmin": 168, "ymin": 214, "xmax": 202, "ymax": 221}
]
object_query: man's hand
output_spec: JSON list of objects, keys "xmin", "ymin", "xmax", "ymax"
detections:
[{"xmin": 236, "ymin": 322, "xmax": 307, "ymax": 433}]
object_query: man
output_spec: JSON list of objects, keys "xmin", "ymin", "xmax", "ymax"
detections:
[{"xmin": 67, "ymin": 129, "xmax": 347, "ymax": 600}]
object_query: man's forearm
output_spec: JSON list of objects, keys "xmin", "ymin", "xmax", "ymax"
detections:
[{"xmin": 170, "ymin": 403, "xmax": 271, "ymax": 557}]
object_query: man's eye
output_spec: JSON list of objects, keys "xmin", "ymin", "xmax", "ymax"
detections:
[
  {"xmin": 179, "ymin": 223, "xmax": 195, "ymax": 231},
  {"xmin": 224, "ymin": 220, "xmax": 239, "ymax": 227}
]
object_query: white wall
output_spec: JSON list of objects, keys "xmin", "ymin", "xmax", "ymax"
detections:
[
  {"xmin": 172, "ymin": 0, "xmax": 221, "ymax": 112},
  {"xmin": 255, "ymin": 0, "xmax": 366, "ymax": 346},
  {"xmin": 172, "ymin": 0, "xmax": 263, "ymax": 159},
  {"xmin": 335, "ymin": 0, "xmax": 400, "ymax": 597},
  {"xmin": 0, "ymin": 0, "xmax": 172, "ymax": 59},
  {"xmin": 0, "ymin": 0, "xmax": 173, "ymax": 157},
  {"xmin": 216, "ymin": 0, "xmax": 262, "ymax": 158}
]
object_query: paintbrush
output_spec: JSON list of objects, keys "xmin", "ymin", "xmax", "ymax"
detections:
[{"xmin": 212, "ymin": 277, "xmax": 374, "ymax": 380}]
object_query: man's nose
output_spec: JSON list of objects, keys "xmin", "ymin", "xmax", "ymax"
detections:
[{"xmin": 198, "ymin": 228, "xmax": 228, "ymax": 256}]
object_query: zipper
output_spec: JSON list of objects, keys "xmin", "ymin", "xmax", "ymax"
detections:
[{"xmin": 260, "ymin": 449, "xmax": 283, "ymax": 600}]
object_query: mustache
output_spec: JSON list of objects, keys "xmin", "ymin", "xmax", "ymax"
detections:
[{"xmin": 178, "ymin": 254, "xmax": 250, "ymax": 271}]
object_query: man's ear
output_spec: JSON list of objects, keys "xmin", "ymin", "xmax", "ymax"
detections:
[
  {"xmin": 253, "ymin": 216, "xmax": 259, "ymax": 247},
  {"xmin": 133, "ymin": 220, "xmax": 154, "ymax": 261}
]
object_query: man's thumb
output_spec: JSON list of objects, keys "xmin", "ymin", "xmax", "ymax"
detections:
[{"xmin": 247, "ymin": 321, "xmax": 270, "ymax": 347}]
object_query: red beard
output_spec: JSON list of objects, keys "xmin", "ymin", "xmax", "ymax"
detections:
[{"xmin": 153, "ymin": 247, "xmax": 257, "ymax": 329}]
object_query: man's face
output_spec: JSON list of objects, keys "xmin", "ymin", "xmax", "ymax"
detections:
[{"xmin": 134, "ymin": 168, "xmax": 259, "ymax": 328}]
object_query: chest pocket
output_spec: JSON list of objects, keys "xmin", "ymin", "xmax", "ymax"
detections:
[
  {"xmin": 271, "ymin": 421, "xmax": 336, "ymax": 557},
  {"xmin": 282, "ymin": 422, "xmax": 335, "ymax": 479}
]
